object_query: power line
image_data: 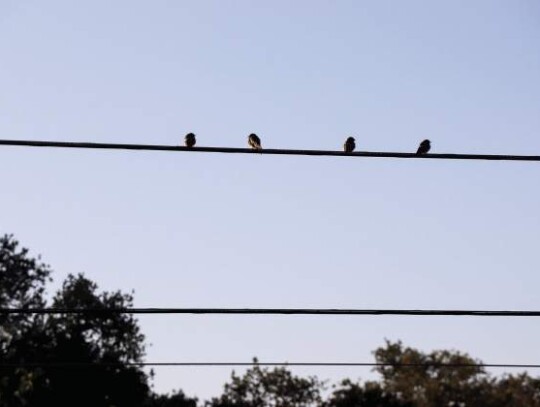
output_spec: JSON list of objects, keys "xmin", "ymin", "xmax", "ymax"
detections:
[
  {"xmin": 2, "ymin": 308, "xmax": 540, "ymax": 316},
  {"xmin": 1, "ymin": 361, "xmax": 539, "ymax": 369},
  {"xmin": 0, "ymin": 139, "xmax": 539, "ymax": 161}
]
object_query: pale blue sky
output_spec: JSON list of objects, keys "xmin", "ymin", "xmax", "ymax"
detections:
[{"xmin": 1, "ymin": 0, "xmax": 540, "ymax": 399}]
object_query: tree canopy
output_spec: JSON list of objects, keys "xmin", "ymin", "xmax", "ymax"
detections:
[
  {"xmin": 0, "ymin": 234, "xmax": 151, "ymax": 407},
  {"xmin": 1, "ymin": 234, "xmax": 540, "ymax": 406}
]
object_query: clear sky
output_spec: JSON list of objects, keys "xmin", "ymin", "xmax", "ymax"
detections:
[{"xmin": 1, "ymin": 0, "xmax": 540, "ymax": 399}]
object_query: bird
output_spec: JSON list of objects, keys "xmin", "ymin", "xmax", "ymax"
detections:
[
  {"xmin": 248, "ymin": 133, "xmax": 262, "ymax": 150},
  {"xmin": 344, "ymin": 137, "xmax": 356, "ymax": 153},
  {"xmin": 184, "ymin": 133, "xmax": 196, "ymax": 148},
  {"xmin": 416, "ymin": 139, "xmax": 431, "ymax": 155}
]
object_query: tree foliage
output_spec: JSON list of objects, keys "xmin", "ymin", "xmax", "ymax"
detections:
[
  {"xmin": 2, "ymin": 234, "xmax": 540, "ymax": 406},
  {"xmin": 325, "ymin": 379, "xmax": 412, "ymax": 407},
  {"xmin": 0, "ymin": 234, "xmax": 52, "ymax": 406},
  {"xmin": 0, "ymin": 235, "xmax": 151, "ymax": 407},
  {"xmin": 373, "ymin": 340, "xmax": 486, "ymax": 406},
  {"xmin": 206, "ymin": 360, "xmax": 324, "ymax": 407},
  {"xmin": 145, "ymin": 390, "xmax": 198, "ymax": 407},
  {"xmin": 372, "ymin": 340, "xmax": 540, "ymax": 407}
]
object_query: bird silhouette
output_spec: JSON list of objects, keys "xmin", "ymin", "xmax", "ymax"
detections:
[
  {"xmin": 344, "ymin": 137, "xmax": 356, "ymax": 153},
  {"xmin": 416, "ymin": 139, "xmax": 431, "ymax": 155},
  {"xmin": 184, "ymin": 133, "xmax": 196, "ymax": 148},
  {"xmin": 248, "ymin": 133, "xmax": 262, "ymax": 150}
]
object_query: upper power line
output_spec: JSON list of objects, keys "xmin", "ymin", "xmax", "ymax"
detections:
[
  {"xmin": 2, "ymin": 308, "xmax": 540, "ymax": 316},
  {"xmin": 0, "ymin": 139, "xmax": 539, "ymax": 161}
]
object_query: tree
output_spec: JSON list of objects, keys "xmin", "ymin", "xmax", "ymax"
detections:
[
  {"xmin": 0, "ymin": 234, "xmax": 151, "ymax": 407},
  {"xmin": 372, "ymin": 340, "xmax": 540, "ymax": 407},
  {"xmin": 373, "ymin": 340, "xmax": 487, "ymax": 407},
  {"xmin": 145, "ymin": 390, "xmax": 198, "ymax": 407},
  {"xmin": 325, "ymin": 379, "xmax": 412, "ymax": 407},
  {"xmin": 0, "ymin": 234, "xmax": 52, "ymax": 406},
  {"xmin": 32, "ymin": 273, "xmax": 150, "ymax": 406},
  {"xmin": 207, "ymin": 360, "xmax": 324, "ymax": 407},
  {"xmin": 481, "ymin": 374, "xmax": 540, "ymax": 407}
]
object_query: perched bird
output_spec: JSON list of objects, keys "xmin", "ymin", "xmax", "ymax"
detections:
[
  {"xmin": 248, "ymin": 133, "xmax": 262, "ymax": 150},
  {"xmin": 416, "ymin": 139, "xmax": 431, "ymax": 155},
  {"xmin": 184, "ymin": 133, "xmax": 196, "ymax": 148},
  {"xmin": 344, "ymin": 137, "xmax": 356, "ymax": 153}
]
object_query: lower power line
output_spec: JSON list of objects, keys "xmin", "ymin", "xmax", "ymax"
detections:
[{"xmin": 2, "ymin": 362, "xmax": 539, "ymax": 369}]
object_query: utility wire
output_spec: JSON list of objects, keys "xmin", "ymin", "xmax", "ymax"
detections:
[
  {"xmin": 0, "ymin": 139, "xmax": 539, "ymax": 161},
  {"xmin": 2, "ymin": 308, "xmax": 540, "ymax": 316},
  {"xmin": 1, "ymin": 361, "xmax": 539, "ymax": 369}
]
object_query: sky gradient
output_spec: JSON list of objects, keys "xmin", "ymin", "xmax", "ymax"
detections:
[{"xmin": 1, "ymin": 0, "xmax": 540, "ymax": 399}]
